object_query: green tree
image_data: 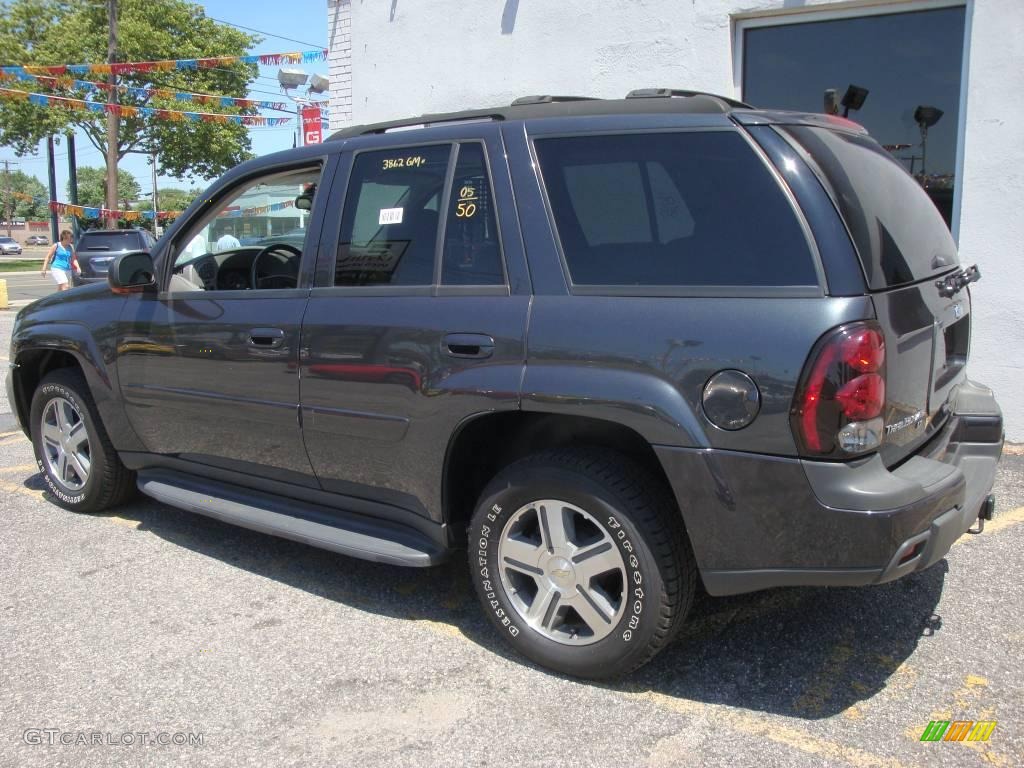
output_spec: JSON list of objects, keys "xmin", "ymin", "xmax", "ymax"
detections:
[
  {"xmin": 0, "ymin": 0, "xmax": 260, "ymax": 180},
  {"xmin": 135, "ymin": 186, "xmax": 198, "ymax": 213},
  {"xmin": 72, "ymin": 165, "xmax": 141, "ymax": 207},
  {"xmin": 1, "ymin": 168, "xmax": 48, "ymax": 222}
]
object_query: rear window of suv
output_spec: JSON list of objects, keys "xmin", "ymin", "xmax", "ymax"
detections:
[
  {"xmin": 78, "ymin": 231, "xmax": 144, "ymax": 251},
  {"xmin": 780, "ymin": 126, "xmax": 959, "ymax": 290},
  {"xmin": 533, "ymin": 131, "xmax": 818, "ymax": 288}
]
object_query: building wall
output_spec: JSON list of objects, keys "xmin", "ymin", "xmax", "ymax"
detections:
[
  {"xmin": 326, "ymin": 0, "xmax": 353, "ymax": 131},
  {"xmin": 333, "ymin": 0, "xmax": 1024, "ymax": 439}
]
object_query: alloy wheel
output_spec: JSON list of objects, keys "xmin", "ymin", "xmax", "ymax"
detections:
[{"xmin": 497, "ymin": 499, "xmax": 627, "ymax": 645}]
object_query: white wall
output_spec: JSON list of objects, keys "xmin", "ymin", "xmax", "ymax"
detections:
[
  {"xmin": 326, "ymin": 0, "xmax": 353, "ymax": 131},
  {"xmin": 334, "ymin": 0, "xmax": 1024, "ymax": 439},
  {"xmin": 955, "ymin": 0, "xmax": 1024, "ymax": 440}
]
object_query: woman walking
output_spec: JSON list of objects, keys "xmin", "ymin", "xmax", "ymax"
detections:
[{"xmin": 41, "ymin": 229, "xmax": 79, "ymax": 291}]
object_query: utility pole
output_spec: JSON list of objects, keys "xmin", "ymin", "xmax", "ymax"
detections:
[
  {"xmin": 151, "ymin": 151, "xmax": 159, "ymax": 232},
  {"xmin": 67, "ymin": 132, "xmax": 80, "ymax": 240},
  {"xmin": 104, "ymin": 0, "xmax": 119, "ymax": 228},
  {"xmin": 46, "ymin": 137, "xmax": 59, "ymax": 242},
  {"xmin": 2, "ymin": 159, "xmax": 19, "ymax": 238}
]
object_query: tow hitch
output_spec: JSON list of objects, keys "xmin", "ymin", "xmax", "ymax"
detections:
[{"xmin": 968, "ymin": 494, "xmax": 996, "ymax": 534}]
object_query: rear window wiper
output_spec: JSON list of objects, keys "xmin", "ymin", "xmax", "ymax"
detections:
[{"xmin": 936, "ymin": 264, "xmax": 980, "ymax": 297}]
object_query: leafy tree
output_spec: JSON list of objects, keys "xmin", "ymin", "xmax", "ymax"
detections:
[
  {"xmin": 1, "ymin": 168, "xmax": 48, "ymax": 222},
  {"xmin": 71, "ymin": 165, "xmax": 141, "ymax": 207},
  {"xmin": 0, "ymin": 0, "xmax": 260, "ymax": 181},
  {"xmin": 135, "ymin": 186, "xmax": 198, "ymax": 212}
]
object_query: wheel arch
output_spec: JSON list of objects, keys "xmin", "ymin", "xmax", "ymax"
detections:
[
  {"xmin": 442, "ymin": 411, "xmax": 684, "ymax": 546},
  {"xmin": 9, "ymin": 324, "xmax": 134, "ymax": 448}
]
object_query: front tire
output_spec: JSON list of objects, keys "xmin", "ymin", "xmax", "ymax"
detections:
[
  {"xmin": 30, "ymin": 368, "xmax": 135, "ymax": 513},
  {"xmin": 468, "ymin": 447, "xmax": 695, "ymax": 679}
]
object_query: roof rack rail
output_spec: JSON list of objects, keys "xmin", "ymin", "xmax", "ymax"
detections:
[
  {"xmin": 625, "ymin": 88, "xmax": 753, "ymax": 110},
  {"xmin": 511, "ymin": 95, "xmax": 601, "ymax": 106}
]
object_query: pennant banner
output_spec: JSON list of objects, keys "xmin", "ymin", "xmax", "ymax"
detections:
[
  {"xmin": 0, "ymin": 69, "xmax": 292, "ymax": 112},
  {"xmin": 48, "ymin": 199, "xmax": 295, "ymax": 222},
  {"xmin": 0, "ymin": 88, "xmax": 292, "ymax": 125},
  {"xmin": 1, "ymin": 49, "xmax": 328, "ymax": 78},
  {"xmin": 218, "ymin": 200, "xmax": 294, "ymax": 218},
  {"xmin": 49, "ymin": 200, "xmax": 183, "ymax": 221}
]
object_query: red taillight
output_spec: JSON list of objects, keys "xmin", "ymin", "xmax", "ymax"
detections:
[
  {"xmin": 835, "ymin": 373, "xmax": 885, "ymax": 420},
  {"xmin": 792, "ymin": 323, "xmax": 887, "ymax": 456},
  {"xmin": 842, "ymin": 328, "xmax": 885, "ymax": 373}
]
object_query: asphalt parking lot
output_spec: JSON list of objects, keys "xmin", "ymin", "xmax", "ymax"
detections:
[{"xmin": 1, "ymin": 307, "xmax": 1022, "ymax": 768}]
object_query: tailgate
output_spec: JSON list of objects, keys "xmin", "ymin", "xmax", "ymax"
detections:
[{"xmin": 872, "ymin": 280, "xmax": 970, "ymax": 465}]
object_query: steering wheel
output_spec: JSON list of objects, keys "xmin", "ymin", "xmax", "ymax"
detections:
[{"xmin": 250, "ymin": 244, "xmax": 302, "ymax": 289}]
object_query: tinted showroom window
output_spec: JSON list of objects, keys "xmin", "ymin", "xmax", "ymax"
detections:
[
  {"xmin": 743, "ymin": 7, "xmax": 965, "ymax": 229},
  {"xmin": 535, "ymin": 132, "xmax": 817, "ymax": 287},
  {"xmin": 336, "ymin": 144, "xmax": 451, "ymax": 286}
]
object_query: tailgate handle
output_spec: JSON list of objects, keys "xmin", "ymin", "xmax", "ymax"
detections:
[
  {"xmin": 936, "ymin": 264, "xmax": 981, "ymax": 297},
  {"xmin": 443, "ymin": 333, "xmax": 494, "ymax": 359},
  {"xmin": 248, "ymin": 328, "xmax": 286, "ymax": 348}
]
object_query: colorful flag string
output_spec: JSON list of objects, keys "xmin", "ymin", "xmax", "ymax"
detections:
[
  {"xmin": 49, "ymin": 200, "xmax": 182, "ymax": 221},
  {"xmin": 1, "ymin": 49, "xmax": 328, "ymax": 78},
  {"xmin": 0, "ymin": 88, "xmax": 292, "ymax": 125},
  {"xmin": 48, "ymin": 199, "xmax": 295, "ymax": 222},
  {"xmin": 0, "ymin": 69, "xmax": 291, "ymax": 112}
]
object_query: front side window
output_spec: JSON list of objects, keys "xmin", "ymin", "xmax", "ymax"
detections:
[
  {"xmin": 335, "ymin": 145, "xmax": 450, "ymax": 286},
  {"xmin": 170, "ymin": 167, "xmax": 322, "ymax": 292},
  {"xmin": 535, "ymin": 132, "xmax": 817, "ymax": 287}
]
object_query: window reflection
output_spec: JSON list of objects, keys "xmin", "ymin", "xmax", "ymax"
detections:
[{"xmin": 743, "ymin": 7, "xmax": 965, "ymax": 228}]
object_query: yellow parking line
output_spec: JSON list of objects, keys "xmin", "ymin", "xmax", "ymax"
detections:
[
  {"xmin": 0, "ymin": 463, "xmax": 38, "ymax": 475},
  {"xmin": 0, "ymin": 429, "xmax": 22, "ymax": 439},
  {"xmin": 953, "ymin": 506, "xmax": 1024, "ymax": 546},
  {"xmin": 628, "ymin": 689, "xmax": 912, "ymax": 768},
  {"xmin": 1001, "ymin": 443, "xmax": 1024, "ymax": 456},
  {"xmin": 793, "ymin": 626, "xmax": 856, "ymax": 717},
  {"xmin": 0, "ymin": 433, "xmax": 27, "ymax": 447},
  {"xmin": 0, "ymin": 477, "xmax": 45, "ymax": 500}
]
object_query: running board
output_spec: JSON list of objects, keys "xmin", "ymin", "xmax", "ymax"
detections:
[{"xmin": 137, "ymin": 470, "xmax": 446, "ymax": 567}]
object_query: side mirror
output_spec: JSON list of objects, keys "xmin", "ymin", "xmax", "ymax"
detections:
[
  {"xmin": 108, "ymin": 251, "xmax": 157, "ymax": 294},
  {"xmin": 294, "ymin": 193, "xmax": 313, "ymax": 211}
]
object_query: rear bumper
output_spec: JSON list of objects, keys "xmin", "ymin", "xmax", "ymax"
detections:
[{"xmin": 656, "ymin": 380, "xmax": 1003, "ymax": 596}]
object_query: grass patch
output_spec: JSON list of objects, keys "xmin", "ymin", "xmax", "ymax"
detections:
[{"xmin": 0, "ymin": 259, "xmax": 44, "ymax": 272}]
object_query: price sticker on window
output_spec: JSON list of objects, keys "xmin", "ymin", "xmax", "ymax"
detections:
[{"xmin": 378, "ymin": 207, "xmax": 404, "ymax": 225}]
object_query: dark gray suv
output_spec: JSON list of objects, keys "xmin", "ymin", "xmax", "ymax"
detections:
[
  {"xmin": 6, "ymin": 91, "xmax": 1003, "ymax": 678},
  {"xmin": 74, "ymin": 227, "xmax": 157, "ymax": 284}
]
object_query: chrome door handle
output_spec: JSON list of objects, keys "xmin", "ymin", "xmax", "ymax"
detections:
[
  {"xmin": 442, "ymin": 333, "xmax": 495, "ymax": 359},
  {"xmin": 248, "ymin": 327, "xmax": 286, "ymax": 348}
]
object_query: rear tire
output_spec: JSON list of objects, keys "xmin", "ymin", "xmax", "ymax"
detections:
[
  {"xmin": 30, "ymin": 368, "xmax": 136, "ymax": 513},
  {"xmin": 468, "ymin": 447, "xmax": 695, "ymax": 679}
]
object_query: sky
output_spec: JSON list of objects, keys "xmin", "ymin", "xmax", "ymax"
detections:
[{"xmin": 3, "ymin": 0, "xmax": 330, "ymax": 204}]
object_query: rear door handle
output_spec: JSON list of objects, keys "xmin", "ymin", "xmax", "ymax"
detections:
[
  {"xmin": 442, "ymin": 333, "xmax": 495, "ymax": 359},
  {"xmin": 248, "ymin": 327, "xmax": 286, "ymax": 349}
]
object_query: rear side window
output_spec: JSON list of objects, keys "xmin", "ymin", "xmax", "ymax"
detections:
[
  {"xmin": 336, "ymin": 144, "xmax": 450, "ymax": 286},
  {"xmin": 442, "ymin": 143, "xmax": 504, "ymax": 285},
  {"xmin": 781, "ymin": 126, "xmax": 959, "ymax": 290},
  {"xmin": 534, "ymin": 131, "xmax": 817, "ymax": 288}
]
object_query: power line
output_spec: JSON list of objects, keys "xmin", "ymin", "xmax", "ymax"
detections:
[{"xmin": 204, "ymin": 16, "xmax": 324, "ymax": 49}]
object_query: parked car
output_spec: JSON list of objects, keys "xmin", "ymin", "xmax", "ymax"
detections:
[
  {"xmin": 25, "ymin": 234, "xmax": 49, "ymax": 246},
  {"xmin": 7, "ymin": 91, "xmax": 1003, "ymax": 679},
  {"xmin": 74, "ymin": 227, "xmax": 157, "ymax": 285},
  {"xmin": 0, "ymin": 236, "xmax": 23, "ymax": 255}
]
